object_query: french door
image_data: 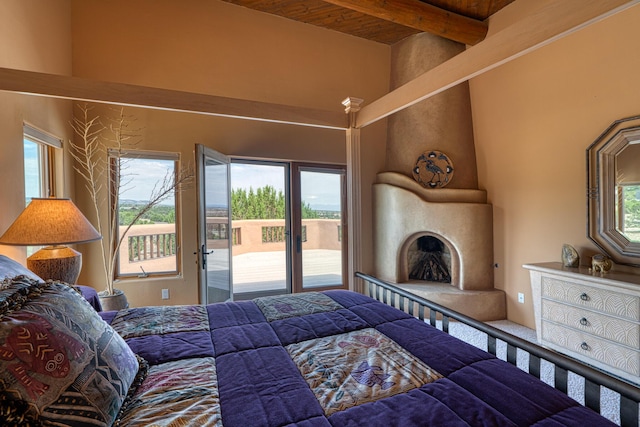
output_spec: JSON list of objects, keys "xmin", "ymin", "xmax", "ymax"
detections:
[
  {"xmin": 197, "ymin": 148, "xmax": 346, "ymax": 303},
  {"xmin": 196, "ymin": 145, "xmax": 232, "ymax": 303},
  {"xmin": 230, "ymin": 160, "xmax": 291, "ymax": 298},
  {"xmin": 291, "ymin": 163, "xmax": 346, "ymax": 293}
]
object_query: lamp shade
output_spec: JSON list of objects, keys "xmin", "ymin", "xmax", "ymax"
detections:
[{"xmin": 0, "ymin": 198, "xmax": 101, "ymax": 246}]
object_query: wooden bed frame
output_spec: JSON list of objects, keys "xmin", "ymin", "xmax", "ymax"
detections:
[{"xmin": 357, "ymin": 272, "xmax": 640, "ymax": 427}]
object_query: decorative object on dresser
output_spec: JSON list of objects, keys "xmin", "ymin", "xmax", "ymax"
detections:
[
  {"xmin": 592, "ymin": 253, "xmax": 613, "ymax": 274},
  {"xmin": 0, "ymin": 198, "xmax": 101, "ymax": 283},
  {"xmin": 562, "ymin": 243, "xmax": 580, "ymax": 267},
  {"xmin": 525, "ymin": 262, "xmax": 640, "ymax": 385}
]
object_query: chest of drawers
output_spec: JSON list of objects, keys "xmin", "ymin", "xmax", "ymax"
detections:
[{"xmin": 524, "ymin": 262, "xmax": 640, "ymax": 384}]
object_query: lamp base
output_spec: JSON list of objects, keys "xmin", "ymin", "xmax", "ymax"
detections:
[{"xmin": 27, "ymin": 245, "xmax": 82, "ymax": 284}]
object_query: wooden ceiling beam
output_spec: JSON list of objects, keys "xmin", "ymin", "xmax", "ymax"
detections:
[
  {"xmin": 356, "ymin": 0, "xmax": 640, "ymax": 128},
  {"xmin": 0, "ymin": 67, "xmax": 348, "ymax": 130},
  {"xmin": 321, "ymin": 0, "xmax": 488, "ymax": 45}
]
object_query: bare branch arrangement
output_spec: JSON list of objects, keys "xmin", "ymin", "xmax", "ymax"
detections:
[{"xmin": 70, "ymin": 104, "xmax": 193, "ymax": 296}]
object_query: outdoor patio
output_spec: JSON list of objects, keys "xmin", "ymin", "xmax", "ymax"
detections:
[{"xmin": 232, "ymin": 249, "xmax": 342, "ymax": 293}]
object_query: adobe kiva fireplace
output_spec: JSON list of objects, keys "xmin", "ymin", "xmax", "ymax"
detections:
[
  {"xmin": 373, "ymin": 172, "xmax": 505, "ymax": 321},
  {"xmin": 371, "ymin": 32, "xmax": 505, "ymax": 321}
]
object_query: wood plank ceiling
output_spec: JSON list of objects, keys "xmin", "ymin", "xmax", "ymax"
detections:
[{"xmin": 221, "ymin": 0, "xmax": 516, "ymax": 45}]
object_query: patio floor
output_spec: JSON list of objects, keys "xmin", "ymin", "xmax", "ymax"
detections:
[
  {"xmin": 121, "ymin": 249, "xmax": 342, "ymax": 297},
  {"xmin": 205, "ymin": 248, "xmax": 341, "ymax": 295},
  {"xmin": 232, "ymin": 249, "xmax": 342, "ymax": 293}
]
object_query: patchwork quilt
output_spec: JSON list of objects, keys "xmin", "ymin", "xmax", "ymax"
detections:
[{"xmin": 99, "ymin": 290, "xmax": 616, "ymax": 427}]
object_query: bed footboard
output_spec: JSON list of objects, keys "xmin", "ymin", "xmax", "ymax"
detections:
[{"xmin": 356, "ymin": 272, "xmax": 640, "ymax": 427}]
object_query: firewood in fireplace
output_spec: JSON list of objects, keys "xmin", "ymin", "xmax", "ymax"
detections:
[{"xmin": 409, "ymin": 236, "xmax": 451, "ymax": 283}]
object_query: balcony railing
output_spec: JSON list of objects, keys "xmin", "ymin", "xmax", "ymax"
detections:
[
  {"xmin": 128, "ymin": 232, "xmax": 176, "ymax": 262},
  {"xmin": 120, "ymin": 219, "xmax": 341, "ymax": 270}
]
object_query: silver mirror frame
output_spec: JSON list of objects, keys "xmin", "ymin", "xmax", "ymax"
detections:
[{"xmin": 587, "ymin": 115, "xmax": 640, "ymax": 266}]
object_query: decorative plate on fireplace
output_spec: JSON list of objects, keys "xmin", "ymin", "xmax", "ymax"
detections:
[{"xmin": 412, "ymin": 150, "xmax": 454, "ymax": 188}]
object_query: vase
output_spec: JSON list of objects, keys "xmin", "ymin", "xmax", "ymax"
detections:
[{"xmin": 98, "ymin": 288, "xmax": 129, "ymax": 311}]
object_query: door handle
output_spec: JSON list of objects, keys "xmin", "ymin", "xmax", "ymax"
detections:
[
  {"xmin": 194, "ymin": 244, "xmax": 214, "ymax": 269},
  {"xmin": 296, "ymin": 235, "xmax": 302, "ymax": 253}
]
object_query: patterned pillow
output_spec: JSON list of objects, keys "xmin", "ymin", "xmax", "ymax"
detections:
[
  {"xmin": 0, "ymin": 255, "xmax": 42, "ymax": 282},
  {"xmin": 0, "ymin": 276, "xmax": 145, "ymax": 426}
]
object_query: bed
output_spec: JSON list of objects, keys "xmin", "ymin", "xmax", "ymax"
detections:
[{"xmin": 0, "ymin": 255, "xmax": 629, "ymax": 426}]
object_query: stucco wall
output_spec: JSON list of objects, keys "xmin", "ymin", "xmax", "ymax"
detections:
[
  {"xmin": 9, "ymin": 0, "xmax": 636, "ymax": 328},
  {"xmin": 0, "ymin": 0, "xmax": 73, "ymax": 264},
  {"xmin": 70, "ymin": 0, "xmax": 390, "ymax": 306},
  {"xmin": 469, "ymin": 3, "xmax": 640, "ymax": 328},
  {"xmin": 386, "ymin": 33, "xmax": 477, "ymax": 189}
]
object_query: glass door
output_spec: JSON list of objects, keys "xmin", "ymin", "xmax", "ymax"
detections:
[
  {"xmin": 196, "ymin": 145, "xmax": 232, "ymax": 303},
  {"xmin": 292, "ymin": 164, "xmax": 346, "ymax": 292},
  {"xmin": 230, "ymin": 161, "xmax": 291, "ymax": 298}
]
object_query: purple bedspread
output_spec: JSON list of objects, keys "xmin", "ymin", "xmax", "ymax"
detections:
[
  {"xmin": 101, "ymin": 290, "xmax": 615, "ymax": 426},
  {"xmin": 78, "ymin": 285, "xmax": 103, "ymax": 311}
]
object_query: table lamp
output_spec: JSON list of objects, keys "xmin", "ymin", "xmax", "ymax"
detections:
[{"xmin": 0, "ymin": 197, "xmax": 102, "ymax": 283}]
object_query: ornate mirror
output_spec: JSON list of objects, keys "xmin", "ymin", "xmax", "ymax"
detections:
[{"xmin": 587, "ymin": 115, "xmax": 640, "ymax": 266}]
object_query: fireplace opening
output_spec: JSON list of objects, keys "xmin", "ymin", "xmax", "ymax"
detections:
[{"xmin": 407, "ymin": 236, "xmax": 451, "ymax": 283}]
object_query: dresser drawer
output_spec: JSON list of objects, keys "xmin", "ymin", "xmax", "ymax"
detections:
[
  {"xmin": 542, "ymin": 320, "xmax": 640, "ymax": 377},
  {"xmin": 542, "ymin": 276, "xmax": 640, "ymax": 321},
  {"xmin": 542, "ymin": 299, "xmax": 640, "ymax": 347}
]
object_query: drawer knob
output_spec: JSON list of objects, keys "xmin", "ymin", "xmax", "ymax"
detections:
[
  {"xmin": 580, "ymin": 342, "xmax": 590, "ymax": 351},
  {"xmin": 579, "ymin": 317, "xmax": 589, "ymax": 326},
  {"xmin": 580, "ymin": 292, "xmax": 590, "ymax": 301}
]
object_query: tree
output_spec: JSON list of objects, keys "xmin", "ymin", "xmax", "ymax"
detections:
[
  {"xmin": 231, "ymin": 185, "xmax": 317, "ymax": 220},
  {"xmin": 623, "ymin": 185, "xmax": 640, "ymax": 228}
]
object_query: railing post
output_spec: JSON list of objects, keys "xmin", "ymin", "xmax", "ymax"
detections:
[{"xmin": 128, "ymin": 236, "xmax": 134, "ymax": 262}]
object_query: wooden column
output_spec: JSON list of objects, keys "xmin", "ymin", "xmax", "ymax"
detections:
[{"xmin": 343, "ymin": 97, "xmax": 364, "ymax": 292}]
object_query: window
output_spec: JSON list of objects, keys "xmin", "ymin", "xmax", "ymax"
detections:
[
  {"xmin": 23, "ymin": 124, "xmax": 61, "ymax": 203},
  {"xmin": 111, "ymin": 151, "xmax": 182, "ymax": 278}
]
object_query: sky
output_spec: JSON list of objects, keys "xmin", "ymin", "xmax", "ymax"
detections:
[
  {"xmin": 230, "ymin": 163, "xmax": 341, "ymax": 211},
  {"xmin": 24, "ymin": 142, "xmax": 342, "ymax": 212},
  {"xmin": 299, "ymin": 170, "xmax": 341, "ymax": 211},
  {"xmin": 23, "ymin": 140, "xmax": 41, "ymax": 201},
  {"xmin": 119, "ymin": 157, "xmax": 177, "ymax": 205},
  {"xmin": 205, "ymin": 162, "xmax": 342, "ymax": 211}
]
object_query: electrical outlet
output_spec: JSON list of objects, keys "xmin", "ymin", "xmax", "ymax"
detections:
[
  {"xmin": 161, "ymin": 289, "xmax": 170, "ymax": 300},
  {"xmin": 517, "ymin": 292, "xmax": 525, "ymax": 304}
]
